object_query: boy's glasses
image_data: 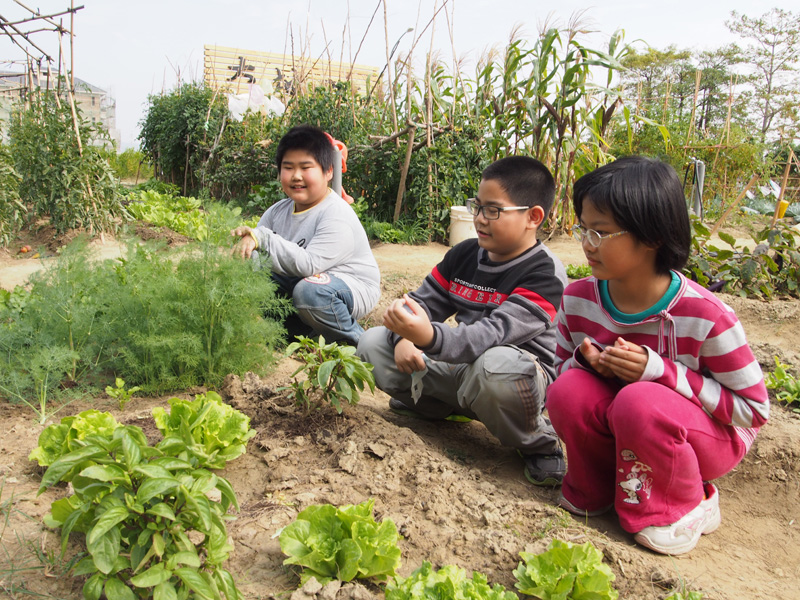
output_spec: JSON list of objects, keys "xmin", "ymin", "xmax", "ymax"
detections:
[
  {"xmin": 571, "ymin": 225, "xmax": 628, "ymax": 247},
  {"xmin": 465, "ymin": 198, "xmax": 530, "ymax": 220}
]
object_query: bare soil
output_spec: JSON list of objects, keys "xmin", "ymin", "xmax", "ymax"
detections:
[{"xmin": 1, "ymin": 231, "xmax": 799, "ymax": 600}]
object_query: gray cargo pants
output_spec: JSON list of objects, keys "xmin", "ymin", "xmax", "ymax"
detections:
[{"xmin": 357, "ymin": 326, "xmax": 560, "ymax": 455}]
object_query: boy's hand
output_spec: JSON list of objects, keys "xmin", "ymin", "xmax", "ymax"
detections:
[
  {"xmin": 394, "ymin": 339, "xmax": 426, "ymax": 373},
  {"xmin": 578, "ymin": 337, "xmax": 615, "ymax": 378},
  {"xmin": 597, "ymin": 337, "xmax": 648, "ymax": 383},
  {"xmin": 383, "ymin": 294, "xmax": 434, "ymax": 348},
  {"xmin": 231, "ymin": 226, "xmax": 257, "ymax": 259}
]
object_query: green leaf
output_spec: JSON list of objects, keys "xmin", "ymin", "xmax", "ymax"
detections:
[
  {"xmin": 39, "ymin": 445, "xmax": 107, "ymax": 491},
  {"xmin": 88, "ymin": 525, "xmax": 121, "ymax": 575},
  {"xmin": 214, "ymin": 569, "xmax": 241, "ymax": 600},
  {"xmin": 80, "ymin": 464, "xmax": 130, "ymax": 484},
  {"xmin": 174, "ymin": 567, "xmax": 217, "ymax": 600},
  {"xmin": 146, "ymin": 502, "xmax": 177, "ymax": 520},
  {"xmin": 154, "ymin": 581, "xmax": 179, "ymax": 600},
  {"xmin": 317, "ymin": 360, "xmax": 337, "ymax": 387},
  {"xmin": 104, "ymin": 577, "xmax": 137, "ymax": 600},
  {"xmin": 134, "ymin": 464, "xmax": 175, "ymax": 479},
  {"xmin": 87, "ymin": 506, "xmax": 129, "ymax": 545},
  {"xmin": 166, "ymin": 550, "xmax": 201, "ymax": 570},
  {"xmin": 130, "ymin": 563, "xmax": 172, "ymax": 588},
  {"xmin": 136, "ymin": 477, "xmax": 180, "ymax": 504},
  {"xmin": 82, "ymin": 573, "xmax": 104, "ymax": 600}
]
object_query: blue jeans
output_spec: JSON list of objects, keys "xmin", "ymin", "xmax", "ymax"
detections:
[{"xmin": 273, "ymin": 273, "xmax": 365, "ymax": 345}]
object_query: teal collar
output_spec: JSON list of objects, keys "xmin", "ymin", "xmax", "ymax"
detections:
[{"xmin": 599, "ymin": 271, "xmax": 680, "ymax": 323}]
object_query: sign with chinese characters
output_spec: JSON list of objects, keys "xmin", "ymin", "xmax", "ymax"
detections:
[{"xmin": 204, "ymin": 45, "xmax": 379, "ymax": 96}]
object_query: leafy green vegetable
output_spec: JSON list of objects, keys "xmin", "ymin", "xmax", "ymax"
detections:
[
  {"xmin": 565, "ymin": 264, "xmax": 592, "ymax": 279},
  {"xmin": 28, "ymin": 410, "xmax": 121, "ymax": 468},
  {"xmin": 153, "ymin": 391, "xmax": 256, "ymax": 469},
  {"xmin": 513, "ymin": 539, "xmax": 618, "ymax": 600},
  {"xmin": 765, "ymin": 356, "xmax": 800, "ymax": 412},
  {"xmin": 35, "ymin": 407, "xmax": 246, "ymax": 600},
  {"xmin": 386, "ymin": 561, "xmax": 518, "ymax": 600},
  {"xmin": 279, "ymin": 498, "xmax": 401, "ymax": 585}
]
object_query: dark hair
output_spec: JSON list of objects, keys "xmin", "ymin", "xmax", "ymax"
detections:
[
  {"xmin": 481, "ymin": 156, "xmax": 555, "ymax": 214},
  {"xmin": 572, "ymin": 156, "xmax": 691, "ymax": 273},
  {"xmin": 275, "ymin": 125, "xmax": 335, "ymax": 173}
]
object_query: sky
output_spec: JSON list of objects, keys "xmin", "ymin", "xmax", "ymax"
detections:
[{"xmin": 1, "ymin": 0, "xmax": 795, "ymax": 149}]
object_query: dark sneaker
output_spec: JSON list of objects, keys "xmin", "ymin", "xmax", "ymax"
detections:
[
  {"xmin": 388, "ymin": 398, "xmax": 472, "ymax": 423},
  {"xmin": 521, "ymin": 449, "xmax": 566, "ymax": 487}
]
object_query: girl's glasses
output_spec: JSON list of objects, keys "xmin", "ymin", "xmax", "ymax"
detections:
[
  {"xmin": 571, "ymin": 225, "xmax": 628, "ymax": 247},
  {"xmin": 465, "ymin": 198, "xmax": 530, "ymax": 220}
]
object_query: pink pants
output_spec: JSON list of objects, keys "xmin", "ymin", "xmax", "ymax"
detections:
[{"xmin": 546, "ymin": 368, "xmax": 747, "ymax": 532}]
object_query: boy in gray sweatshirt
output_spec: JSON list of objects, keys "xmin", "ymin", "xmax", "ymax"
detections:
[
  {"xmin": 357, "ymin": 156, "xmax": 567, "ymax": 486},
  {"xmin": 232, "ymin": 125, "xmax": 380, "ymax": 345}
]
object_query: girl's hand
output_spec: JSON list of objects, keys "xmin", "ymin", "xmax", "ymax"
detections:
[
  {"xmin": 394, "ymin": 339, "xmax": 426, "ymax": 374},
  {"xmin": 598, "ymin": 337, "xmax": 648, "ymax": 383},
  {"xmin": 231, "ymin": 226, "xmax": 257, "ymax": 259},
  {"xmin": 579, "ymin": 338, "xmax": 615, "ymax": 378},
  {"xmin": 383, "ymin": 295, "xmax": 434, "ymax": 348}
]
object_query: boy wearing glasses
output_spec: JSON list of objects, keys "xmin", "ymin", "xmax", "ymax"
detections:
[{"xmin": 357, "ymin": 156, "xmax": 568, "ymax": 485}]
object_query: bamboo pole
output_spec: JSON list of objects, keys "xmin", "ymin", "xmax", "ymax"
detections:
[
  {"xmin": 704, "ymin": 173, "xmax": 760, "ymax": 244},
  {"xmin": 394, "ymin": 56, "xmax": 415, "ymax": 223},
  {"xmin": 382, "ymin": 0, "xmax": 399, "ymax": 143},
  {"xmin": 684, "ymin": 70, "xmax": 702, "ymax": 154},
  {"xmin": 771, "ymin": 148, "xmax": 796, "ymax": 226},
  {"xmin": 69, "ymin": 0, "xmax": 75, "ymax": 90},
  {"xmin": 425, "ymin": 4, "xmax": 436, "ymax": 243},
  {"xmin": 712, "ymin": 74, "xmax": 735, "ymax": 170}
]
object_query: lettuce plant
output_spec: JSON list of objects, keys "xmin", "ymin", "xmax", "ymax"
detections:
[
  {"xmin": 279, "ymin": 498, "xmax": 401, "ymax": 585},
  {"xmin": 513, "ymin": 539, "xmax": 618, "ymax": 600},
  {"xmin": 153, "ymin": 391, "xmax": 256, "ymax": 469},
  {"xmin": 386, "ymin": 561, "xmax": 518, "ymax": 600},
  {"xmin": 28, "ymin": 410, "xmax": 122, "ymax": 469}
]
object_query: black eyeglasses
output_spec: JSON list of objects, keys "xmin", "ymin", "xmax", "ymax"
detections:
[{"xmin": 465, "ymin": 198, "xmax": 530, "ymax": 220}]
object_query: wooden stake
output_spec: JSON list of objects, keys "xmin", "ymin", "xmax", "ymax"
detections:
[
  {"xmin": 771, "ymin": 148, "xmax": 796, "ymax": 226},
  {"xmin": 704, "ymin": 173, "xmax": 759, "ymax": 244},
  {"xmin": 394, "ymin": 124, "xmax": 416, "ymax": 223},
  {"xmin": 684, "ymin": 70, "xmax": 702, "ymax": 153}
]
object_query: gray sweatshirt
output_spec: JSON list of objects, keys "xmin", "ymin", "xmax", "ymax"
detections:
[{"xmin": 252, "ymin": 190, "xmax": 380, "ymax": 318}]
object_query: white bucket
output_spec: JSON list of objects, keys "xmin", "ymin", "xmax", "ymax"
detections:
[{"xmin": 449, "ymin": 205, "xmax": 478, "ymax": 246}]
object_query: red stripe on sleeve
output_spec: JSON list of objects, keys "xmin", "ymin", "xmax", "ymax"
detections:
[
  {"xmin": 511, "ymin": 287, "xmax": 558, "ymax": 321},
  {"xmin": 429, "ymin": 266, "xmax": 448, "ymax": 288}
]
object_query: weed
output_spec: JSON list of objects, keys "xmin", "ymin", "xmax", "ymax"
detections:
[
  {"xmin": 104, "ymin": 377, "xmax": 140, "ymax": 410},
  {"xmin": 765, "ymin": 357, "xmax": 800, "ymax": 412}
]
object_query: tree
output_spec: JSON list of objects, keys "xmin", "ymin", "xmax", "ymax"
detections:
[{"xmin": 727, "ymin": 8, "xmax": 800, "ymax": 142}]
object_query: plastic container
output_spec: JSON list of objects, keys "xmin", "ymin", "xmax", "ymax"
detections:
[
  {"xmin": 449, "ymin": 205, "xmax": 478, "ymax": 246},
  {"xmin": 777, "ymin": 199, "xmax": 789, "ymax": 219}
]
